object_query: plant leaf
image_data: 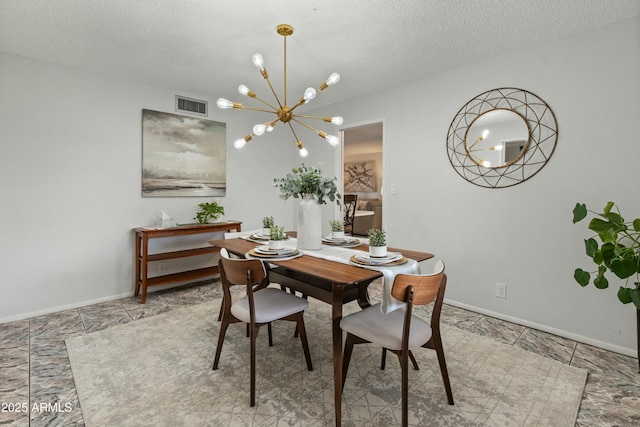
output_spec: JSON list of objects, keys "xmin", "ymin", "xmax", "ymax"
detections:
[
  {"xmin": 574, "ymin": 268, "xmax": 590, "ymax": 286},
  {"xmin": 618, "ymin": 286, "xmax": 633, "ymax": 304},
  {"xmin": 584, "ymin": 238, "xmax": 598, "ymax": 257},
  {"xmin": 610, "ymin": 259, "xmax": 637, "ymax": 279},
  {"xmin": 572, "ymin": 203, "xmax": 587, "ymax": 223},
  {"xmin": 593, "ymin": 273, "xmax": 609, "ymax": 289},
  {"xmin": 633, "ymin": 218, "xmax": 640, "ymax": 232}
]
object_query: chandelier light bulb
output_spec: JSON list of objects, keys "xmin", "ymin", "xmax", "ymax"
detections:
[
  {"xmin": 234, "ymin": 138, "xmax": 247, "ymax": 149},
  {"xmin": 299, "ymin": 147, "xmax": 309, "ymax": 157},
  {"xmin": 238, "ymin": 85, "xmax": 250, "ymax": 95},
  {"xmin": 331, "ymin": 116, "xmax": 344, "ymax": 125},
  {"xmin": 252, "ymin": 54, "xmax": 265, "ymax": 70},
  {"xmin": 482, "ymin": 129, "xmax": 490, "ymax": 139},
  {"xmin": 326, "ymin": 73, "xmax": 340, "ymax": 86},
  {"xmin": 493, "ymin": 144, "xmax": 504, "ymax": 151},
  {"xmin": 266, "ymin": 124, "xmax": 274, "ymax": 132},
  {"xmin": 325, "ymin": 134, "xmax": 339, "ymax": 146},
  {"xmin": 303, "ymin": 87, "xmax": 317, "ymax": 102},
  {"xmin": 216, "ymin": 98, "xmax": 234, "ymax": 109},
  {"xmin": 253, "ymin": 123, "xmax": 266, "ymax": 136}
]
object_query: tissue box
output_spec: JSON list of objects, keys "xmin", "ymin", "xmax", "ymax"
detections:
[{"xmin": 155, "ymin": 218, "xmax": 177, "ymax": 228}]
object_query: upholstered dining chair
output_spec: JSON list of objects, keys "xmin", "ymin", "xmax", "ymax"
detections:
[
  {"xmin": 212, "ymin": 249, "xmax": 313, "ymax": 407},
  {"xmin": 340, "ymin": 261, "xmax": 453, "ymax": 426},
  {"xmin": 343, "ymin": 194, "xmax": 357, "ymax": 235}
]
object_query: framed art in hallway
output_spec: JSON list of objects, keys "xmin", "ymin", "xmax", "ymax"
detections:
[
  {"xmin": 141, "ymin": 109, "xmax": 226, "ymax": 197},
  {"xmin": 344, "ymin": 160, "xmax": 376, "ymax": 193}
]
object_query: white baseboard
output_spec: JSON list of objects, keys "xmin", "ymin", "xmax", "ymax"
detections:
[
  {"xmin": 0, "ymin": 291, "xmax": 134, "ymax": 324},
  {"xmin": 444, "ymin": 298, "xmax": 637, "ymax": 358}
]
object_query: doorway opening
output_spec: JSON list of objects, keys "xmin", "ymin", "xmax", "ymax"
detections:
[{"xmin": 341, "ymin": 122, "xmax": 383, "ymax": 236}]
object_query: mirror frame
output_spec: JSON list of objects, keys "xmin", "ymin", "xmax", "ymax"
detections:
[{"xmin": 446, "ymin": 88, "xmax": 558, "ymax": 188}]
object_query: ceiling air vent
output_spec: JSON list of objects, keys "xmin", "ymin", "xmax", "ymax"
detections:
[{"xmin": 175, "ymin": 95, "xmax": 208, "ymax": 117}]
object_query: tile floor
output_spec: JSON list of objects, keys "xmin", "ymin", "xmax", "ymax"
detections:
[{"xmin": 1, "ymin": 280, "xmax": 639, "ymax": 426}]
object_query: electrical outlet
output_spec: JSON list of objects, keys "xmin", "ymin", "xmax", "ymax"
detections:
[
  {"xmin": 391, "ymin": 184, "xmax": 398, "ymax": 195},
  {"xmin": 496, "ymin": 283, "xmax": 507, "ymax": 299}
]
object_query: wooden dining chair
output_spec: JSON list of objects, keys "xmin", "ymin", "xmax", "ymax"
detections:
[
  {"xmin": 340, "ymin": 261, "xmax": 453, "ymax": 427},
  {"xmin": 343, "ymin": 194, "xmax": 357, "ymax": 235},
  {"xmin": 212, "ymin": 249, "xmax": 313, "ymax": 407}
]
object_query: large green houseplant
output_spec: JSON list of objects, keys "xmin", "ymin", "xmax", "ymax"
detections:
[
  {"xmin": 573, "ymin": 201, "xmax": 640, "ymax": 372},
  {"xmin": 572, "ymin": 202, "xmax": 640, "ymax": 308}
]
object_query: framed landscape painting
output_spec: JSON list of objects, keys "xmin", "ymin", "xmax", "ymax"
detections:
[{"xmin": 142, "ymin": 109, "xmax": 226, "ymax": 197}]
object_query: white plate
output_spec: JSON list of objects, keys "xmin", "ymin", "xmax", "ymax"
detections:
[
  {"xmin": 254, "ymin": 246, "xmax": 296, "ymax": 256},
  {"xmin": 323, "ymin": 236, "xmax": 358, "ymax": 243},
  {"xmin": 354, "ymin": 252, "xmax": 402, "ymax": 264}
]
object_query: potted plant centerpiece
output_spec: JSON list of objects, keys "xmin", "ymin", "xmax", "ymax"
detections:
[
  {"xmin": 274, "ymin": 164, "xmax": 341, "ymax": 250},
  {"xmin": 368, "ymin": 228, "xmax": 387, "ymax": 257},
  {"xmin": 573, "ymin": 201, "xmax": 640, "ymax": 372},
  {"xmin": 329, "ymin": 219, "xmax": 345, "ymax": 239},
  {"xmin": 262, "ymin": 216, "xmax": 275, "ymax": 236},
  {"xmin": 268, "ymin": 225, "xmax": 286, "ymax": 250},
  {"xmin": 194, "ymin": 201, "xmax": 225, "ymax": 224}
]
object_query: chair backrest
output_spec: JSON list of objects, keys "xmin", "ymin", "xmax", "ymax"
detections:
[
  {"xmin": 218, "ymin": 248, "xmax": 267, "ymax": 287},
  {"xmin": 343, "ymin": 194, "xmax": 358, "ymax": 227},
  {"xmin": 391, "ymin": 260, "xmax": 445, "ymax": 306}
]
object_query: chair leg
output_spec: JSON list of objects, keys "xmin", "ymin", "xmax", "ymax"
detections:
[
  {"xmin": 296, "ymin": 315, "xmax": 313, "ymax": 371},
  {"xmin": 212, "ymin": 318, "xmax": 230, "ymax": 370},
  {"xmin": 250, "ymin": 323, "xmax": 258, "ymax": 407},
  {"xmin": 380, "ymin": 348, "xmax": 387, "ymax": 370},
  {"xmin": 433, "ymin": 337, "xmax": 454, "ymax": 405},
  {"xmin": 401, "ymin": 349, "xmax": 409, "ymax": 427},
  {"xmin": 342, "ymin": 334, "xmax": 355, "ymax": 390},
  {"xmin": 409, "ymin": 350, "xmax": 420, "ymax": 370},
  {"xmin": 217, "ymin": 301, "xmax": 223, "ymax": 321},
  {"xmin": 268, "ymin": 323, "xmax": 273, "ymax": 347}
]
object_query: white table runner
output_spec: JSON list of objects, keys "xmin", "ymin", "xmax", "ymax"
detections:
[{"xmin": 279, "ymin": 238, "xmax": 419, "ymax": 314}]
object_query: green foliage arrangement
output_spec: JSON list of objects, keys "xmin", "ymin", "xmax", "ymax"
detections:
[
  {"xmin": 329, "ymin": 219, "xmax": 344, "ymax": 232},
  {"xmin": 273, "ymin": 164, "xmax": 341, "ymax": 206},
  {"xmin": 262, "ymin": 216, "xmax": 275, "ymax": 228},
  {"xmin": 269, "ymin": 225, "xmax": 285, "ymax": 241},
  {"xmin": 368, "ymin": 228, "xmax": 386, "ymax": 247},
  {"xmin": 573, "ymin": 201, "xmax": 640, "ymax": 309},
  {"xmin": 194, "ymin": 201, "xmax": 225, "ymax": 224}
]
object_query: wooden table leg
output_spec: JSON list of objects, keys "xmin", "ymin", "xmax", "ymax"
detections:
[{"xmin": 332, "ymin": 282, "xmax": 344, "ymax": 427}]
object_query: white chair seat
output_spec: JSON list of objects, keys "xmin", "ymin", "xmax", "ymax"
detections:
[
  {"xmin": 231, "ymin": 288, "xmax": 309, "ymax": 324},
  {"xmin": 340, "ymin": 303, "xmax": 432, "ymax": 351}
]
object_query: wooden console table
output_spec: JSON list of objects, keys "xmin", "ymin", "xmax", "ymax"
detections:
[{"xmin": 134, "ymin": 221, "xmax": 242, "ymax": 303}]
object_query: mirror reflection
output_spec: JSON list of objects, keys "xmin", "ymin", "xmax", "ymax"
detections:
[{"xmin": 465, "ymin": 110, "xmax": 529, "ymax": 168}]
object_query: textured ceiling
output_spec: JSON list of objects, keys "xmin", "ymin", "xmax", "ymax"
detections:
[{"xmin": 1, "ymin": 0, "xmax": 638, "ymax": 110}]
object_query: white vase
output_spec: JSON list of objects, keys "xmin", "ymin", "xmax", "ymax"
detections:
[
  {"xmin": 262, "ymin": 227, "xmax": 270, "ymax": 236},
  {"xmin": 369, "ymin": 245, "xmax": 387, "ymax": 257},
  {"xmin": 331, "ymin": 231, "xmax": 345, "ymax": 239},
  {"xmin": 297, "ymin": 194, "xmax": 322, "ymax": 250}
]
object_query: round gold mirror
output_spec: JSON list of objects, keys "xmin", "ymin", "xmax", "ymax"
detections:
[{"xmin": 447, "ymin": 88, "xmax": 558, "ymax": 188}]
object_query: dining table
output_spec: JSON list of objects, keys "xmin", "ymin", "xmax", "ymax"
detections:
[{"xmin": 208, "ymin": 232, "xmax": 433, "ymax": 427}]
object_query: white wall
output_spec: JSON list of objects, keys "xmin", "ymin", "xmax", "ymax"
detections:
[
  {"xmin": 319, "ymin": 18, "xmax": 638, "ymax": 355},
  {"xmin": 1, "ymin": 18, "xmax": 638, "ymax": 357},
  {"xmin": 0, "ymin": 52, "xmax": 296, "ymax": 321}
]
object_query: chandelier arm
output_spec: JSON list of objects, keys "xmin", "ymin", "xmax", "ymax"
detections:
[
  {"xmin": 294, "ymin": 114, "xmax": 331, "ymax": 122},
  {"xmin": 250, "ymin": 94, "xmax": 281, "ymax": 112},
  {"xmin": 239, "ymin": 106, "xmax": 279, "ymax": 115},
  {"xmin": 287, "ymin": 122, "xmax": 302, "ymax": 142},
  {"xmin": 291, "ymin": 117, "xmax": 322, "ymax": 135},
  {"xmin": 287, "ymin": 99, "xmax": 307, "ymax": 114},
  {"xmin": 263, "ymin": 74, "xmax": 284, "ymax": 109}
]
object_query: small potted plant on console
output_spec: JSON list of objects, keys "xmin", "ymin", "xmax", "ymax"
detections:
[
  {"xmin": 194, "ymin": 201, "xmax": 225, "ymax": 224},
  {"xmin": 368, "ymin": 228, "xmax": 387, "ymax": 257}
]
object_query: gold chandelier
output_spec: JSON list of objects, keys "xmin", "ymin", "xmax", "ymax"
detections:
[{"xmin": 216, "ymin": 24, "xmax": 343, "ymax": 157}]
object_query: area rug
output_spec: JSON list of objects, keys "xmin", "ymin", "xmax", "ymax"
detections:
[{"xmin": 66, "ymin": 297, "xmax": 587, "ymax": 426}]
